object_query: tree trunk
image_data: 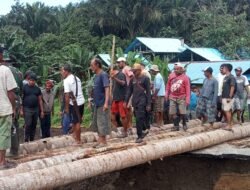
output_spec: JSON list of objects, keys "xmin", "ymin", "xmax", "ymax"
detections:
[{"xmin": 1, "ymin": 124, "xmax": 250, "ymax": 190}]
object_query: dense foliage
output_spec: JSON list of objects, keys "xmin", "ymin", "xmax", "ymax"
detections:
[{"xmin": 0, "ymin": 0, "xmax": 250, "ymax": 83}]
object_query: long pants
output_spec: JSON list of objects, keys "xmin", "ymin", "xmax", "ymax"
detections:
[
  {"xmin": 40, "ymin": 113, "xmax": 51, "ymax": 138},
  {"xmin": 134, "ymin": 106, "xmax": 148, "ymax": 138},
  {"xmin": 24, "ymin": 107, "xmax": 39, "ymax": 142}
]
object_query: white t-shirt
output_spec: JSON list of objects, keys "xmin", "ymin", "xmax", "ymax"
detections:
[
  {"xmin": 0, "ymin": 65, "xmax": 17, "ymax": 116},
  {"xmin": 63, "ymin": 74, "xmax": 85, "ymax": 106},
  {"xmin": 217, "ymin": 72, "xmax": 225, "ymax": 96}
]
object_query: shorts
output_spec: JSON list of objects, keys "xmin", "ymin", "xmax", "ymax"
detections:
[
  {"xmin": 69, "ymin": 104, "xmax": 84, "ymax": 124},
  {"xmin": 196, "ymin": 97, "xmax": 216, "ymax": 123},
  {"xmin": 111, "ymin": 101, "xmax": 127, "ymax": 118},
  {"xmin": 91, "ymin": 106, "xmax": 111, "ymax": 136},
  {"xmin": 169, "ymin": 98, "xmax": 186, "ymax": 115},
  {"xmin": 222, "ymin": 98, "xmax": 234, "ymax": 112},
  {"xmin": 233, "ymin": 98, "xmax": 244, "ymax": 111},
  {"xmin": 0, "ymin": 115, "xmax": 12, "ymax": 150},
  {"xmin": 154, "ymin": 96, "xmax": 165, "ymax": 112}
]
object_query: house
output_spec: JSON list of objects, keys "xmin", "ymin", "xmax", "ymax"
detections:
[{"xmin": 125, "ymin": 37, "xmax": 188, "ymax": 60}]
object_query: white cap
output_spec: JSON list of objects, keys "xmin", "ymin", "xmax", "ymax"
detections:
[
  {"xmin": 117, "ymin": 57, "xmax": 126, "ymax": 62},
  {"xmin": 174, "ymin": 62, "xmax": 184, "ymax": 68}
]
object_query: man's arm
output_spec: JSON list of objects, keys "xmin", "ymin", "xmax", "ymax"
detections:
[
  {"xmin": 185, "ymin": 77, "xmax": 191, "ymax": 105},
  {"xmin": 165, "ymin": 79, "xmax": 170, "ymax": 100},
  {"xmin": 229, "ymin": 77, "xmax": 236, "ymax": 99},
  {"xmin": 38, "ymin": 95, "xmax": 44, "ymax": 118},
  {"xmin": 212, "ymin": 80, "xmax": 218, "ymax": 106},
  {"xmin": 145, "ymin": 77, "xmax": 151, "ymax": 110},
  {"xmin": 125, "ymin": 80, "xmax": 133, "ymax": 104},
  {"xmin": 64, "ymin": 93, "xmax": 70, "ymax": 113},
  {"xmin": 103, "ymin": 87, "xmax": 110, "ymax": 111},
  {"xmin": 113, "ymin": 73, "xmax": 126, "ymax": 86},
  {"xmin": 7, "ymin": 90, "xmax": 16, "ymax": 117}
]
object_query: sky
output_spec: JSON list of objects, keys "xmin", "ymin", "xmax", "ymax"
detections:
[{"xmin": 1, "ymin": 0, "xmax": 81, "ymax": 15}]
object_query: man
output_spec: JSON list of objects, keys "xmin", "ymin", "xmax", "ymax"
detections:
[
  {"xmin": 61, "ymin": 64, "xmax": 85, "ymax": 144},
  {"xmin": 2, "ymin": 50, "xmax": 23, "ymax": 156},
  {"xmin": 196, "ymin": 67, "xmax": 218, "ymax": 126},
  {"xmin": 110, "ymin": 66, "xmax": 128, "ymax": 137},
  {"xmin": 0, "ymin": 47, "xmax": 17, "ymax": 169},
  {"xmin": 150, "ymin": 65, "xmax": 165, "ymax": 127},
  {"xmin": 117, "ymin": 57, "xmax": 134, "ymax": 131},
  {"xmin": 40, "ymin": 80, "xmax": 55, "ymax": 138},
  {"xmin": 90, "ymin": 58, "xmax": 111, "ymax": 147},
  {"xmin": 233, "ymin": 67, "xmax": 249, "ymax": 124},
  {"xmin": 21, "ymin": 73, "xmax": 44, "ymax": 142},
  {"xmin": 140, "ymin": 62, "xmax": 152, "ymax": 130},
  {"xmin": 216, "ymin": 64, "xmax": 226, "ymax": 121},
  {"xmin": 125, "ymin": 63, "xmax": 151, "ymax": 143},
  {"xmin": 221, "ymin": 64, "xmax": 236, "ymax": 130},
  {"xmin": 165, "ymin": 63, "xmax": 190, "ymax": 131}
]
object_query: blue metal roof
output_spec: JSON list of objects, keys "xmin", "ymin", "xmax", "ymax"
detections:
[
  {"xmin": 168, "ymin": 60, "xmax": 250, "ymax": 84},
  {"xmin": 125, "ymin": 37, "xmax": 188, "ymax": 53},
  {"xmin": 170, "ymin": 47, "xmax": 227, "ymax": 62}
]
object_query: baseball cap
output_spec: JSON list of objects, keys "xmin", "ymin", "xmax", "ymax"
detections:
[
  {"xmin": 117, "ymin": 57, "xmax": 126, "ymax": 62},
  {"xmin": 235, "ymin": 67, "xmax": 242, "ymax": 71},
  {"xmin": 202, "ymin": 67, "xmax": 213, "ymax": 73},
  {"xmin": 174, "ymin": 62, "xmax": 184, "ymax": 68}
]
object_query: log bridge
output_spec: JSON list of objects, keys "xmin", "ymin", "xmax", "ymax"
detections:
[{"xmin": 1, "ymin": 120, "xmax": 250, "ymax": 190}]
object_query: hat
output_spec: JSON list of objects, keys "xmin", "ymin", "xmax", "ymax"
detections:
[
  {"xmin": 29, "ymin": 73, "xmax": 37, "ymax": 81},
  {"xmin": 235, "ymin": 67, "xmax": 242, "ymax": 71},
  {"xmin": 202, "ymin": 67, "xmax": 213, "ymax": 73},
  {"xmin": 117, "ymin": 57, "xmax": 126, "ymax": 62},
  {"xmin": 131, "ymin": 63, "xmax": 142, "ymax": 70},
  {"xmin": 174, "ymin": 62, "xmax": 184, "ymax": 68},
  {"xmin": 150, "ymin": 65, "xmax": 160, "ymax": 72}
]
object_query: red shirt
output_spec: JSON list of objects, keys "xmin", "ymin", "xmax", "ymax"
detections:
[{"xmin": 165, "ymin": 72, "xmax": 190, "ymax": 105}]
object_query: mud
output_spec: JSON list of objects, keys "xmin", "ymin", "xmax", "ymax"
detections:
[{"xmin": 56, "ymin": 155, "xmax": 250, "ymax": 190}]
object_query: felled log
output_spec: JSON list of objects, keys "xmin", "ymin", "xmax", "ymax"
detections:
[
  {"xmin": 17, "ymin": 120, "xmax": 201, "ymax": 155},
  {"xmin": 1, "ymin": 124, "xmax": 250, "ymax": 190}
]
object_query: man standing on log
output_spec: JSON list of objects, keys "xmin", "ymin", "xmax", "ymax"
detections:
[
  {"xmin": 0, "ymin": 47, "xmax": 17, "ymax": 169},
  {"xmin": 125, "ymin": 63, "xmax": 151, "ymax": 143},
  {"xmin": 62, "ymin": 64, "xmax": 85, "ymax": 144},
  {"xmin": 233, "ymin": 67, "xmax": 249, "ymax": 124},
  {"xmin": 117, "ymin": 57, "xmax": 134, "ymax": 132},
  {"xmin": 221, "ymin": 64, "xmax": 236, "ymax": 130},
  {"xmin": 196, "ymin": 67, "xmax": 218, "ymax": 127},
  {"xmin": 150, "ymin": 65, "xmax": 165, "ymax": 127},
  {"xmin": 90, "ymin": 58, "xmax": 111, "ymax": 147},
  {"xmin": 165, "ymin": 63, "xmax": 190, "ymax": 131},
  {"xmin": 110, "ymin": 66, "xmax": 128, "ymax": 137},
  {"xmin": 40, "ymin": 80, "xmax": 55, "ymax": 138}
]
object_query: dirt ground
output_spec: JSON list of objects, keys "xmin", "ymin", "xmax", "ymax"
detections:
[{"xmin": 55, "ymin": 155, "xmax": 250, "ymax": 190}]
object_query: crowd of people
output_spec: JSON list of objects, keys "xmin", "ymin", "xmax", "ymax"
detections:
[{"xmin": 0, "ymin": 46, "xmax": 249, "ymax": 169}]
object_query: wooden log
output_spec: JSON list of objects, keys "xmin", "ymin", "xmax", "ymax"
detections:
[
  {"xmin": 17, "ymin": 120, "xmax": 201, "ymax": 155},
  {"xmin": 1, "ymin": 124, "xmax": 250, "ymax": 190}
]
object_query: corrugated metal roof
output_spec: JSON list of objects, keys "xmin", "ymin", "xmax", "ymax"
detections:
[
  {"xmin": 98, "ymin": 54, "xmax": 111, "ymax": 66},
  {"xmin": 168, "ymin": 60, "xmax": 250, "ymax": 84},
  {"xmin": 125, "ymin": 37, "xmax": 188, "ymax": 53},
  {"xmin": 189, "ymin": 48, "xmax": 226, "ymax": 61},
  {"xmin": 170, "ymin": 47, "xmax": 227, "ymax": 62}
]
